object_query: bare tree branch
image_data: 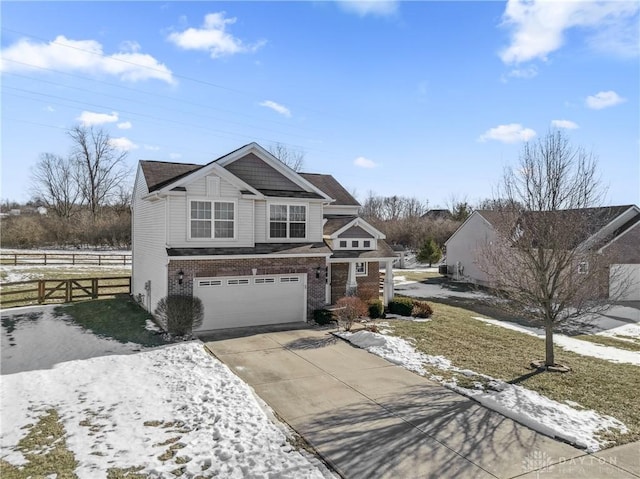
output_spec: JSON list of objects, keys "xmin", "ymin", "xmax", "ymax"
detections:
[
  {"xmin": 30, "ymin": 153, "xmax": 81, "ymax": 219},
  {"xmin": 267, "ymin": 142, "xmax": 305, "ymax": 172}
]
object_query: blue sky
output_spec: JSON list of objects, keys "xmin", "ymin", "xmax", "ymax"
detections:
[{"xmin": 1, "ymin": 1, "xmax": 638, "ymax": 208}]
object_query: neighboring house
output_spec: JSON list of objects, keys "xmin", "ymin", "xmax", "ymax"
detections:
[
  {"xmin": 132, "ymin": 142, "xmax": 396, "ymax": 331},
  {"xmin": 445, "ymin": 205, "xmax": 640, "ymax": 300},
  {"xmin": 421, "ymin": 209, "xmax": 453, "ymax": 221}
]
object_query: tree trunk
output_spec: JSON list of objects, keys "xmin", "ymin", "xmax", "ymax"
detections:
[{"xmin": 545, "ymin": 321, "xmax": 555, "ymax": 367}]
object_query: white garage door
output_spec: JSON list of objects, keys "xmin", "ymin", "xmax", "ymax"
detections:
[
  {"xmin": 610, "ymin": 264, "xmax": 640, "ymax": 301},
  {"xmin": 194, "ymin": 274, "xmax": 307, "ymax": 331}
]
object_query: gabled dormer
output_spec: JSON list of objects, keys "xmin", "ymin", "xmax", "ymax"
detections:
[{"xmin": 323, "ymin": 216, "xmax": 384, "ymax": 251}]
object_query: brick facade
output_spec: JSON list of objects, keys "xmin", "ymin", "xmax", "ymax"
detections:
[
  {"xmin": 167, "ymin": 256, "xmax": 328, "ymax": 317},
  {"xmin": 330, "ymin": 261, "xmax": 380, "ymax": 304}
]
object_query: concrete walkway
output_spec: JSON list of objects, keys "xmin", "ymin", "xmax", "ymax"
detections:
[{"xmin": 205, "ymin": 327, "xmax": 639, "ymax": 479}]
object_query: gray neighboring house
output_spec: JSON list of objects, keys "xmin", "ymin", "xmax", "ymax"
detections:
[
  {"xmin": 444, "ymin": 205, "xmax": 640, "ymax": 301},
  {"xmin": 131, "ymin": 142, "xmax": 396, "ymax": 331}
]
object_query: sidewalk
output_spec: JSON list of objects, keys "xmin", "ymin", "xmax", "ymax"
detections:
[{"xmin": 205, "ymin": 327, "xmax": 639, "ymax": 479}]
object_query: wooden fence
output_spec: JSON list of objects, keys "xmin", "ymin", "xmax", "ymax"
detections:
[
  {"xmin": 0, "ymin": 276, "xmax": 131, "ymax": 308},
  {"xmin": 0, "ymin": 252, "xmax": 131, "ymax": 266}
]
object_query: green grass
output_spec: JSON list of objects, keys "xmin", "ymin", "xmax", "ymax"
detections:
[
  {"xmin": 385, "ymin": 301, "xmax": 640, "ymax": 447},
  {"xmin": 573, "ymin": 334, "xmax": 640, "ymax": 352},
  {"xmin": 57, "ymin": 296, "xmax": 169, "ymax": 347}
]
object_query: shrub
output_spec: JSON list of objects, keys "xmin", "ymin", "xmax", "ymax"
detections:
[
  {"xmin": 334, "ymin": 296, "xmax": 368, "ymax": 331},
  {"xmin": 388, "ymin": 297, "xmax": 414, "ymax": 316},
  {"xmin": 154, "ymin": 295, "xmax": 204, "ymax": 336},
  {"xmin": 313, "ymin": 309, "xmax": 334, "ymax": 325},
  {"xmin": 411, "ymin": 301, "xmax": 433, "ymax": 318},
  {"xmin": 368, "ymin": 299, "xmax": 385, "ymax": 319}
]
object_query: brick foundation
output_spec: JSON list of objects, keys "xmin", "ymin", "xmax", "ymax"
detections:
[{"xmin": 167, "ymin": 256, "xmax": 328, "ymax": 317}]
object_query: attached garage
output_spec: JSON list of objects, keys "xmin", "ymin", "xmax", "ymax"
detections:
[
  {"xmin": 609, "ymin": 264, "xmax": 640, "ymax": 301},
  {"xmin": 194, "ymin": 274, "xmax": 307, "ymax": 331}
]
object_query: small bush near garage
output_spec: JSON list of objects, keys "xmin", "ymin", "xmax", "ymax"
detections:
[
  {"xmin": 313, "ymin": 309, "xmax": 334, "ymax": 325},
  {"xmin": 154, "ymin": 295, "xmax": 204, "ymax": 337},
  {"xmin": 411, "ymin": 301, "xmax": 434, "ymax": 318},
  {"xmin": 368, "ymin": 299, "xmax": 385, "ymax": 319},
  {"xmin": 334, "ymin": 296, "xmax": 368, "ymax": 332},
  {"xmin": 388, "ymin": 297, "xmax": 414, "ymax": 316}
]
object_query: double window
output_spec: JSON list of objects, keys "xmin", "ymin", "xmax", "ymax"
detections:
[
  {"xmin": 190, "ymin": 200, "xmax": 235, "ymax": 239},
  {"xmin": 270, "ymin": 204, "xmax": 306, "ymax": 239}
]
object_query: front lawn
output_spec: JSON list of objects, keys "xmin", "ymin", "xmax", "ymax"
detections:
[
  {"xmin": 385, "ymin": 301, "xmax": 640, "ymax": 446},
  {"xmin": 56, "ymin": 296, "xmax": 168, "ymax": 347}
]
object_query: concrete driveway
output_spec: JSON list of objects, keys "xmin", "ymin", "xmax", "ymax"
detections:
[{"xmin": 205, "ymin": 327, "xmax": 640, "ymax": 479}]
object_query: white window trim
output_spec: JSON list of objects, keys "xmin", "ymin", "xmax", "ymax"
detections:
[
  {"xmin": 334, "ymin": 238, "xmax": 377, "ymax": 250},
  {"xmin": 578, "ymin": 261, "xmax": 589, "ymax": 274},
  {"xmin": 187, "ymin": 198, "xmax": 238, "ymax": 241},
  {"xmin": 355, "ymin": 262, "xmax": 368, "ymax": 276},
  {"xmin": 267, "ymin": 202, "xmax": 308, "ymax": 241}
]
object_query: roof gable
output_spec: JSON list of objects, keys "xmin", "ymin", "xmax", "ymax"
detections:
[{"xmin": 325, "ymin": 216, "xmax": 385, "ymax": 239}]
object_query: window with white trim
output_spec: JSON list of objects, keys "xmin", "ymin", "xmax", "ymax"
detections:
[
  {"xmin": 269, "ymin": 204, "xmax": 306, "ymax": 239},
  {"xmin": 190, "ymin": 200, "xmax": 235, "ymax": 239},
  {"xmin": 339, "ymin": 240, "xmax": 347, "ymax": 248},
  {"xmin": 355, "ymin": 262, "xmax": 367, "ymax": 276},
  {"xmin": 352, "ymin": 240, "xmax": 359, "ymax": 248},
  {"xmin": 363, "ymin": 240, "xmax": 371, "ymax": 248},
  {"xmin": 578, "ymin": 261, "xmax": 589, "ymax": 274}
]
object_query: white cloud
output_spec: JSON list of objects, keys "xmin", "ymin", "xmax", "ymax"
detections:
[
  {"xmin": 506, "ymin": 65, "xmax": 538, "ymax": 79},
  {"xmin": 551, "ymin": 119, "xmax": 579, "ymax": 130},
  {"xmin": 479, "ymin": 123, "xmax": 536, "ymax": 144},
  {"xmin": 259, "ymin": 100, "xmax": 291, "ymax": 118},
  {"xmin": 109, "ymin": 137, "xmax": 138, "ymax": 151},
  {"xmin": 144, "ymin": 144, "xmax": 160, "ymax": 151},
  {"xmin": 77, "ymin": 111, "xmax": 118, "ymax": 126},
  {"xmin": 499, "ymin": 0, "xmax": 639, "ymax": 64},
  {"xmin": 167, "ymin": 12, "xmax": 266, "ymax": 59},
  {"xmin": 354, "ymin": 156, "xmax": 377, "ymax": 168},
  {"xmin": 586, "ymin": 90, "xmax": 627, "ymax": 110},
  {"xmin": 169, "ymin": 153, "xmax": 182, "ymax": 160},
  {"xmin": 336, "ymin": 0, "xmax": 398, "ymax": 17},
  {"xmin": 117, "ymin": 121, "xmax": 132, "ymax": 130},
  {"xmin": 0, "ymin": 35, "xmax": 175, "ymax": 84}
]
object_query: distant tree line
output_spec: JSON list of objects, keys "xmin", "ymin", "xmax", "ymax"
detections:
[{"xmin": 1, "ymin": 126, "xmax": 131, "ymax": 249}]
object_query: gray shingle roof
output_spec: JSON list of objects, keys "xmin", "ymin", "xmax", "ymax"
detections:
[
  {"xmin": 299, "ymin": 173, "xmax": 360, "ymax": 206},
  {"xmin": 140, "ymin": 161, "xmax": 202, "ymax": 192},
  {"xmin": 167, "ymin": 243, "xmax": 332, "ymax": 257}
]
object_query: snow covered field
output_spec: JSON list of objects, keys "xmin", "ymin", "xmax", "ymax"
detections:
[
  {"xmin": 337, "ymin": 327, "xmax": 628, "ymax": 452},
  {"xmin": 0, "ymin": 311, "xmax": 332, "ymax": 478}
]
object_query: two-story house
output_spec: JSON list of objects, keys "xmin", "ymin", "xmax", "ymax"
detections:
[{"xmin": 132, "ymin": 142, "xmax": 396, "ymax": 331}]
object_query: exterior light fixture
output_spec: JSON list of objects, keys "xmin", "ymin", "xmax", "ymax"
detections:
[
  {"xmin": 178, "ymin": 270, "xmax": 184, "ymax": 285},
  {"xmin": 316, "ymin": 267, "xmax": 321, "ymax": 279}
]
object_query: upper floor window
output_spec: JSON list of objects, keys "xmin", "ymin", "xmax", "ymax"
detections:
[
  {"xmin": 339, "ymin": 240, "xmax": 347, "ymax": 248},
  {"xmin": 190, "ymin": 200, "xmax": 234, "ymax": 239},
  {"xmin": 355, "ymin": 262, "xmax": 367, "ymax": 276},
  {"xmin": 363, "ymin": 240, "xmax": 371, "ymax": 248},
  {"xmin": 578, "ymin": 261, "xmax": 589, "ymax": 274},
  {"xmin": 270, "ymin": 204, "xmax": 306, "ymax": 239}
]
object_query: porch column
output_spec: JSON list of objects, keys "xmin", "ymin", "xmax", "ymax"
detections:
[
  {"xmin": 346, "ymin": 261, "xmax": 358, "ymax": 296},
  {"xmin": 383, "ymin": 260, "xmax": 394, "ymax": 306}
]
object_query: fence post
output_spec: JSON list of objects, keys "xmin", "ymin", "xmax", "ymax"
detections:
[
  {"xmin": 99, "ymin": 255, "xmax": 102, "ymax": 266},
  {"xmin": 72, "ymin": 254, "xmax": 75, "ymax": 265},
  {"xmin": 38, "ymin": 280, "xmax": 45, "ymax": 303},
  {"xmin": 44, "ymin": 253, "xmax": 47, "ymax": 265},
  {"xmin": 14, "ymin": 254, "xmax": 17, "ymax": 266},
  {"xmin": 66, "ymin": 280, "xmax": 72, "ymax": 303},
  {"xmin": 92, "ymin": 278, "xmax": 98, "ymax": 299}
]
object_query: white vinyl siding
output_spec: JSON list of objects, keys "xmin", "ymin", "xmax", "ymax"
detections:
[
  {"xmin": 131, "ymin": 166, "xmax": 168, "ymax": 314},
  {"xmin": 167, "ymin": 195, "xmax": 253, "ymax": 247}
]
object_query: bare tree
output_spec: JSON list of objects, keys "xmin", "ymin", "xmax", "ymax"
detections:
[
  {"xmin": 30, "ymin": 153, "xmax": 81, "ymax": 219},
  {"xmin": 68, "ymin": 126, "xmax": 130, "ymax": 219},
  {"xmin": 478, "ymin": 130, "xmax": 624, "ymax": 369},
  {"xmin": 267, "ymin": 142, "xmax": 305, "ymax": 172}
]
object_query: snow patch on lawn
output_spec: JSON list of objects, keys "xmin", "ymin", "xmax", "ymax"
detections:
[
  {"xmin": 337, "ymin": 330, "xmax": 627, "ymax": 452},
  {"xmin": 1, "ymin": 342, "xmax": 331, "ymax": 478},
  {"xmin": 473, "ymin": 317, "xmax": 640, "ymax": 366}
]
